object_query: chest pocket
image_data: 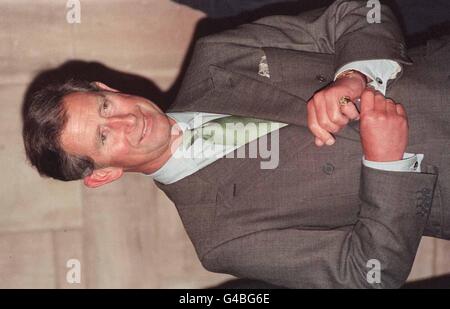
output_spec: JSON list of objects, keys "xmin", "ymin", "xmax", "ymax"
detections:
[{"xmin": 262, "ymin": 47, "xmax": 335, "ymax": 101}]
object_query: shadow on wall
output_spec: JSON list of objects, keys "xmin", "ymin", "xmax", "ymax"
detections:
[
  {"xmin": 23, "ymin": 0, "xmax": 450, "ymax": 117},
  {"xmin": 22, "ymin": 0, "xmax": 336, "ymax": 117},
  {"xmin": 22, "ymin": 60, "xmax": 168, "ymax": 117}
]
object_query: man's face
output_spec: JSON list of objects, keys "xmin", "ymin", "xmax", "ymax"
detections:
[{"xmin": 60, "ymin": 85, "xmax": 174, "ymax": 174}]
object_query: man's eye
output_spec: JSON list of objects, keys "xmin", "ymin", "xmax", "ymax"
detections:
[
  {"xmin": 101, "ymin": 132, "xmax": 107, "ymax": 144},
  {"xmin": 102, "ymin": 100, "xmax": 109, "ymax": 111}
]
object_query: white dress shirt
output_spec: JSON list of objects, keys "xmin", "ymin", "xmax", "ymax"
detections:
[{"xmin": 335, "ymin": 59, "xmax": 402, "ymax": 93}]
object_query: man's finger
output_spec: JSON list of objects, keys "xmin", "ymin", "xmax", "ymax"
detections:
[
  {"xmin": 307, "ymin": 105, "xmax": 335, "ymax": 146},
  {"xmin": 339, "ymin": 102, "xmax": 360, "ymax": 121},
  {"xmin": 373, "ymin": 91, "xmax": 386, "ymax": 112},
  {"xmin": 327, "ymin": 104, "xmax": 349, "ymax": 126},
  {"xmin": 315, "ymin": 137, "xmax": 324, "ymax": 146},
  {"xmin": 396, "ymin": 103, "xmax": 406, "ymax": 116},
  {"xmin": 360, "ymin": 88, "xmax": 375, "ymax": 113},
  {"xmin": 325, "ymin": 94, "xmax": 350, "ymax": 126},
  {"xmin": 312, "ymin": 93, "xmax": 341, "ymax": 133},
  {"xmin": 386, "ymin": 99, "xmax": 397, "ymax": 114},
  {"xmin": 314, "ymin": 102, "xmax": 341, "ymax": 133}
]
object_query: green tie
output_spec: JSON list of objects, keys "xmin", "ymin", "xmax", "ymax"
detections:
[{"xmin": 182, "ymin": 115, "xmax": 288, "ymax": 150}]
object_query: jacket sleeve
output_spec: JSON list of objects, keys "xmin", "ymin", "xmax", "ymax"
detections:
[
  {"xmin": 200, "ymin": 0, "xmax": 411, "ymax": 71},
  {"xmin": 201, "ymin": 165, "xmax": 438, "ymax": 288}
]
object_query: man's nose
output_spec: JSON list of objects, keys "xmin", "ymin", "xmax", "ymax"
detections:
[{"xmin": 106, "ymin": 113, "xmax": 137, "ymax": 133}]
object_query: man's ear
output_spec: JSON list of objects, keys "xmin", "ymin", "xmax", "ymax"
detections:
[
  {"xmin": 83, "ymin": 167, "xmax": 123, "ymax": 188},
  {"xmin": 92, "ymin": 81, "xmax": 119, "ymax": 93}
]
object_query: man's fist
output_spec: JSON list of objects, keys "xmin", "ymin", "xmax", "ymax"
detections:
[
  {"xmin": 307, "ymin": 71, "xmax": 366, "ymax": 146},
  {"xmin": 360, "ymin": 88, "xmax": 408, "ymax": 162}
]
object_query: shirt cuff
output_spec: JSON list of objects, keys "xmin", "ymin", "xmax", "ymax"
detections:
[
  {"xmin": 362, "ymin": 153, "xmax": 424, "ymax": 173},
  {"xmin": 335, "ymin": 60, "xmax": 402, "ymax": 95}
]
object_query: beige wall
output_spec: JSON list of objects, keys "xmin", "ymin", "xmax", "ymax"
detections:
[{"xmin": 0, "ymin": 0, "xmax": 448, "ymax": 288}]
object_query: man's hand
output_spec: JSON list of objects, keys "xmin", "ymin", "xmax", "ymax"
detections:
[
  {"xmin": 360, "ymin": 88, "xmax": 408, "ymax": 162},
  {"xmin": 307, "ymin": 71, "xmax": 366, "ymax": 146}
]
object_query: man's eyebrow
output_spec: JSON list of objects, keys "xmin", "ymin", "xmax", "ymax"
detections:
[{"xmin": 96, "ymin": 92, "xmax": 106, "ymax": 113}]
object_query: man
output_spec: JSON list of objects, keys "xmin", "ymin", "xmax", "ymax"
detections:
[{"xmin": 22, "ymin": 0, "xmax": 449, "ymax": 288}]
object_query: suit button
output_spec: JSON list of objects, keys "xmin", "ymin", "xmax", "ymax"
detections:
[
  {"xmin": 322, "ymin": 163, "xmax": 335, "ymax": 175},
  {"xmin": 316, "ymin": 74, "xmax": 327, "ymax": 83}
]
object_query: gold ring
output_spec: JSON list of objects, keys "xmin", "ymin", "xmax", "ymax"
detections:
[{"xmin": 338, "ymin": 96, "xmax": 352, "ymax": 107}]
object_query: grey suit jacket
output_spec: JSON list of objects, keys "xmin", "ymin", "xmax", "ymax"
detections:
[{"xmin": 155, "ymin": 0, "xmax": 450, "ymax": 288}]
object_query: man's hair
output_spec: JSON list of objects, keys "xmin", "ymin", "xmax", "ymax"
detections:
[{"xmin": 22, "ymin": 79, "xmax": 101, "ymax": 181}]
